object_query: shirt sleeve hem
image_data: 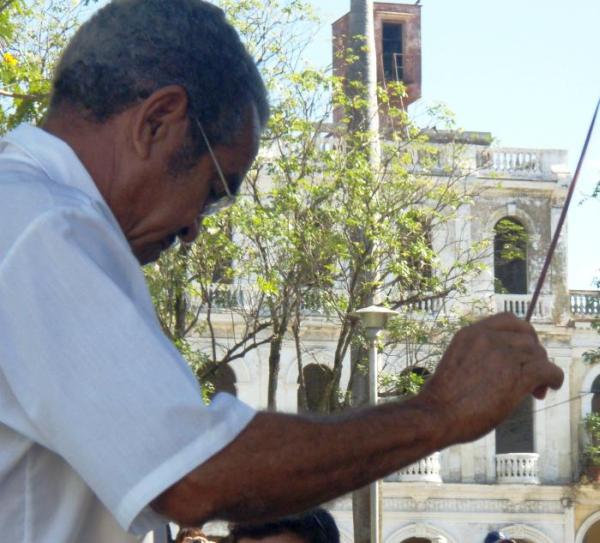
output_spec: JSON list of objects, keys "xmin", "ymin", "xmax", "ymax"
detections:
[{"xmin": 116, "ymin": 396, "xmax": 256, "ymax": 534}]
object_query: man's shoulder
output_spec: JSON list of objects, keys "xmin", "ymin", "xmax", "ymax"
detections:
[
  {"xmin": 0, "ymin": 191, "xmax": 140, "ymax": 301},
  {"xmin": 0, "ymin": 127, "xmax": 139, "ymax": 297},
  {"xmin": 0, "ymin": 124, "xmax": 111, "ymax": 236},
  {"xmin": 0, "ymin": 161, "xmax": 103, "ymax": 249}
]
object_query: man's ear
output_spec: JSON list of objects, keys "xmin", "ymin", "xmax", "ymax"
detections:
[{"xmin": 131, "ymin": 85, "xmax": 189, "ymax": 160}]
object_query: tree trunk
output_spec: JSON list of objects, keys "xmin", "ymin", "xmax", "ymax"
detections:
[
  {"xmin": 267, "ymin": 335, "xmax": 283, "ymax": 410},
  {"xmin": 292, "ymin": 320, "xmax": 308, "ymax": 413},
  {"xmin": 174, "ymin": 292, "xmax": 187, "ymax": 340}
]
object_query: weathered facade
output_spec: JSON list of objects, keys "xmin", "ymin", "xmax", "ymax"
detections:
[
  {"xmin": 199, "ymin": 134, "xmax": 600, "ymax": 543},
  {"xmin": 197, "ymin": 3, "xmax": 600, "ymax": 542}
]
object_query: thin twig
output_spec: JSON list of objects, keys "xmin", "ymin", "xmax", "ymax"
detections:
[{"xmin": 0, "ymin": 88, "xmax": 49, "ymax": 100}]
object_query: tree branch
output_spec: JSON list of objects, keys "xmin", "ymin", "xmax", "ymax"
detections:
[{"xmin": 0, "ymin": 88, "xmax": 49, "ymax": 100}]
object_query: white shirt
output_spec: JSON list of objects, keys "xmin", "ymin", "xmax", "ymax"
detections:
[{"xmin": 0, "ymin": 125, "xmax": 256, "ymax": 543}]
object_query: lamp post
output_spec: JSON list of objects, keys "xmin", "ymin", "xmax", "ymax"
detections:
[{"xmin": 350, "ymin": 305, "xmax": 399, "ymax": 543}]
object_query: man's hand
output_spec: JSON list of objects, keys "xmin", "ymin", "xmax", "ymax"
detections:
[{"xmin": 416, "ymin": 312, "xmax": 564, "ymax": 446}]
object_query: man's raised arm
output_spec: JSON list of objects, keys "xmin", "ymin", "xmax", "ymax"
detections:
[{"xmin": 152, "ymin": 313, "xmax": 564, "ymax": 526}]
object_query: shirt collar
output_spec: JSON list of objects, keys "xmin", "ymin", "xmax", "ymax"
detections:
[{"xmin": 3, "ymin": 123, "xmax": 122, "ymax": 230}]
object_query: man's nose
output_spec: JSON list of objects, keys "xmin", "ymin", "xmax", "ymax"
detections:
[{"xmin": 177, "ymin": 218, "xmax": 200, "ymax": 244}]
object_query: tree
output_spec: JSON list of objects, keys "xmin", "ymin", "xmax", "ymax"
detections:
[
  {"xmin": 0, "ymin": 4, "xmax": 495, "ymax": 540},
  {"xmin": 127, "ymin": 1, "xmax": 491, "ymax": 414},
  {"xmin": 144, "ymin": 0, "xmax": 326, "ymax": 403},
  {"xmin": 0, "ymin": 0, "xmax": 87, "ymax": 131},
  {"xmin": 144, "ymin": 210, "xmax": 276, "ymax": 397},
  {"xmin": 0, "ymin": 0, "xmax": 491, "ymax": 417}
]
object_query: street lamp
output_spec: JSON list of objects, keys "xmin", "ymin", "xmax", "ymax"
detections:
[{"xmin": 350, "ymin": 304, "xmax": 399, "ymax": 543}]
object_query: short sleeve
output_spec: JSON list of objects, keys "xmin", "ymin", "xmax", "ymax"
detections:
[{"xmin": 0, "ymin": 205, "xmax": 256, "ymax": 533}]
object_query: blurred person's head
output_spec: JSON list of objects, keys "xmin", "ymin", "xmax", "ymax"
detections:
[
  {"xmin": 484, "ymin": 531, "xmax": 516, "ymax": 543},
  {"xmin": 227, "ymin": 508, "xmax": 339, "ymax": 543},
  {"xmin": 176, "ymin": 526, "xmax": 211, "ymax": 543}
]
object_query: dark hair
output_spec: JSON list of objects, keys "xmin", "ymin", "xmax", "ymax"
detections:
[
  {"xmin": 49, "ymin": 0, "xmax": 269, "ymax": 157},
  {"xmin": 484, "ymin": 531, "xmax": 515, "ymax": 543},
  {"xmin": 175, "ymin": 527, "xmax": 209, "ymax": 542},
  {"xmin": 228, "ymin": 508, "xmax": 340, "ymax": 543}
]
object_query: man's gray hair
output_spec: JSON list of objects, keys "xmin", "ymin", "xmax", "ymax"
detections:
[{"xmin": 50, "ymin": 0, "xmax": 269, "ymax": 157}]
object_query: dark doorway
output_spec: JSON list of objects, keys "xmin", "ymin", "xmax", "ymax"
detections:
[
  {"xmin": 494, "ymin": 218, "xmax": 528, "ymax": 294},
  {"xmin": 299, "ymin": 364, "xmax": 334, "ymax": 413},
  {"xmin": 496, "ymin": 395, "xmax": 534, "ymax": 453},
  {"xmin": 382, "ymin": 22, "xmax": 404, "ymax": 81}
]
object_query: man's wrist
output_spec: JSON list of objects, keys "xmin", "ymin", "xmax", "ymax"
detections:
[{"xmin": 401, "ymin": 393, "xmax": 451, "ymax": 453}]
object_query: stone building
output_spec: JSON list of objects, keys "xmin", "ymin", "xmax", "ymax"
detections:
[
  {"xmin": 322, "ymin": 137, "xmax": 600, "ymax": 543},
  {"xmin": 201, "ymin": 133, "xmax": 600, "ymax": 543},
  {"xmin": 198, "ymin": 3, "xmax": 600, "ymax": 542}
]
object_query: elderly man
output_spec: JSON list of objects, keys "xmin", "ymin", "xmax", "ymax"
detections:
[{"xmin": 0, "ymin": 0, "xmax": 563, "ymax": 542}]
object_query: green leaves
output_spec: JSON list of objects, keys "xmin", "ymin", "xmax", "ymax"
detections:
[
  {"xmin": 583, "ymin": 412, "xmax": 600, "ymax": 467},
  {"xmin": 0, "ymin": 1, "xmax": 491, "ymax": 407},
  {"xmin": 0, "ymin": 0, "xmax": 84, "ymax": 132},
  {"xmin": 494, "ymin": 217, "xmax": 528, "ymax": 262}
]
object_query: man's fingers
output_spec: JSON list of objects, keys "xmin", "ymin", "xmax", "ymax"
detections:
[
  {"xmin": 525, "ymin": 359, "xmax": 564, "ymax": 394},
  {"xmin": 532, "ymin": 386, "xmax": 548, "ymax": 400},
  {"xmin": 476, "ymin": 312, "xmax": 537, "ymax": 336},
  {"xmin": 473, "ymin": 313, "xmax": 539, "ymax": 343},
  {"xmin": 542, "ymin": 360, "xmax": 565, "ymax": 390},
  {"xmin": 531, "ymin": 362, "xmax": 564, "ymax": 399},
  {"xmin": 491, "ymin": 331, "xmax": 546, "ymax": 354}
]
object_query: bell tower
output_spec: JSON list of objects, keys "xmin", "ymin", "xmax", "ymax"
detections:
[{"xmin": 332, "ymin": 2, "xmax": 422, "ymax": 123}]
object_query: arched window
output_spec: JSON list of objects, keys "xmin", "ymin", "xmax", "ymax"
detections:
[
  {"xmin": 494, "ymin": 218, "xmax": 528, "ymax": 294},
  {"xmin": 404, "ymin": 218, "xmax": 434, "ymax": 292},
  {"xmin": 592, "ymin": 375, "xmax": 600, "ymax": 413},
  {"xmin": 584, "ymin": 519, "xmax": 600, "ymax": 542},
  {"xmin": 496, "ymin": 395, "xmax": 534, "ymax": 453},
  {"xmin": 576, "ymin": 511, "xmax": 600, "ymax": 543},
  {"xmin": 382, "ymin": 22, "xmax": 404, "ymax": 82},
  {"xmin": 299, "ymin": 364, "xmax": 334, "ymax": 413}
]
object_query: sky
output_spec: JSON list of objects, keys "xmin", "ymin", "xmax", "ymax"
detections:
[
  {"xmin": 306, "ymin": 0, "xmax": 600, "ymax": 290},
  {"xmin": 79, "ymin": 0, "xmax": 600, "ymax": 289}
]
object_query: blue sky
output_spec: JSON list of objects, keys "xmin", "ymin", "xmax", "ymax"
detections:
[
  {"xmin": 307, "ymin": 0, "xmax": 600, "ymax": 289},
  {"xmin": 81, "ymin": 0, "xmax": 600, "ymax": 288}
]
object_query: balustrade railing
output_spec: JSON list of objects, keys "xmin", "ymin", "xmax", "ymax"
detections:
[
  {"xmin": 203, "ymin": 285, "xmax": 600, "ymax": 322},
  {"xmin": 495, "ymin": 453, "xmax": 540, "ymax": 484},
  {"xmin": 206, "ymin": 284, "xmax": 338, "ymax": 317},
  {"xmin": 388, "ymin": 452, "xmax": 442, "ymax": 483},
  {"xmin": 205, "ymin": 284, "xmax": 450, "ymax": 319},
  {"xmin": 475, "ymin": 147, "xmax": 568, "ymax": 180},
  {"xmin": 495, "ymin": 294, "xmax": 551, "ymax": 320},
  {"xmin": 268, "ymin": 130, "xmax": 567, "ymax": 184},
  {"xmin": 477, "ymin": 149, "xmax": 541, "ymax": 174},
  {"xmin": 570, "ymin": 291, "xmax": 600, "ymax": 317},
  {"xmin": 403, "ymin": 296, "xmax": 443, "ymax": 314},
  {"xmin": 316, "ymin": 134, "xmax": 344, "ymax": 153},
  {"xmin": 212, "ymin": 285, "xmax": 245, "ymax": 310}
]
